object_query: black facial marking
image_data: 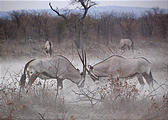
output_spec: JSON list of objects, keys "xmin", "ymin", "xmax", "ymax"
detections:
[
  {"xmin": 41, "ymin": 72, "xmax": 55, "ymax": 78},
  {"xmin": 89, "ymin": 65, "xmax": 93, "ymax": 70}
]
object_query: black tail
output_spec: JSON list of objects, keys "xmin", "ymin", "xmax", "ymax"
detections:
[
  {"xmin": 19, "ymin": 59, "xmax": 35, "ymax": 87},
  {"xmin": 130, "ymin": 39, "xmax": 134, "ymax": 51},
  {"xmin": 49, "ymin": 41, "xmax": 52, "ymax": 56},
  {"xmin": 149, "ymin": 71, "xmax": 154, "ymax": 87}
]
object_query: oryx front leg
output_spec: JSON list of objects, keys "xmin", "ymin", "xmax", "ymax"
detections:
[
  {"xmin": 43, "ymin": 79, "xmax": 47, "ymax": 90},
  {"xmin": 137, "ymin": 74, "xmax": 145, "ymax": 91},
  {"xmin": 142, "ymin": 72, "xmax": 154, "ymax": 90},
  {"xmin": 55, "ymin": 79, "xmax": 63, "ymax": 100}
]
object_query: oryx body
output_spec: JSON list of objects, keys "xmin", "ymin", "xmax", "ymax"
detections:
[
  {"xmin": 119, "ymin": 39, "xmax": 133, "ymax": 50},
  {"xmin": 20, "ymin": 55, "xmax": 85, "ymax": 92},
  {"xmin": 44, "ymin": 40, "xmax": 52, "ymax": 57},
  {"xmin": 88, "ymin": 55, "xmax": 154, "ymax": 89}
]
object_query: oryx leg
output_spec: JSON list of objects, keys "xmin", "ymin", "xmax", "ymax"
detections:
[
  {"xmin": 128, "ymin": 45, "xmax": 130, "ymax": 50},
  {"xmin": 142, "ymin": 72, "xmax": 154, "ymax": 90},
  {"xmin": 42, "ymin": 79, "xmax": 47, "ymax": 97},
  {"xmin": 131, "ymin": 43, "xmax": 134, "ymax": 52},
  {"xmin": 43, "ymin": 79, "xmax": 47, "ymax": 90},
  {"xmin": 137, "ymin": 74, "xmax": 145, "ymax": 91},
  {"xmin": 49, "ymin": 48, "xmax": 52, "ymax": 57},
  {"xmin": 121, "ymin": 45, "xmax": 126, "ymax": 51},
  {"xmin": 57, "ymin": 79, "xmax": 63, "ymax": 89},
  {"xmin": 55, "ymin": 79, "xmax": 63, "ymax": 100}
]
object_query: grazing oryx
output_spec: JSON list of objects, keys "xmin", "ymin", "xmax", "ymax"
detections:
[
  {"xmin": 119, "ymin": 39, "xmax": 134, "ymax": 50},
  {"xmin": 88, "ymin": 55, "xmax": 154, "ymax": 90},
  {"xmin": 44, "ymin": 40, "xmax": 52, "ymax": 57},
  {"xmin": 20, "ymin": 53, "xmax": 87, "ymax": 94}
]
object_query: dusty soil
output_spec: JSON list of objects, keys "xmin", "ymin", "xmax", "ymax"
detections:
[{"xmin": 0, "ymin": 38, "xmax": 168, "ymax": 120}]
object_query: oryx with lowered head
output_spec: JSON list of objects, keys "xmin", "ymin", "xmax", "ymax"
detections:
[
  {"xmin": 44, "ymin": 40, "xmax": 52, "ymax": 57},
  {"xmin": 20, "ymin": 52, "xmax": 87, "ymax": 94},
  {"xmin": 119, "ymin": 38, "xmax": 134, "ymax": 51},
  {"xmin": 87, "ymin": 55, "xmax": 154, "ymax": 90}
]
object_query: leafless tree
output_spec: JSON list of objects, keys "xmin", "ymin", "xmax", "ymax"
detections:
[{"xmin": 49, "ymin": 0, "xmax": 96, "ymax": 48}]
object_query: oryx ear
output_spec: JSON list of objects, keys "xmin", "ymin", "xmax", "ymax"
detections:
[{"xmin": 88, "ymin": 65, "xmax": 93, "ymax": 70}]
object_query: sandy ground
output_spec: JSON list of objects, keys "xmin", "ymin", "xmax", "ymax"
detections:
[{"xmin": 0, "ymin": 38, "xmax": 168, "ymax": 120}]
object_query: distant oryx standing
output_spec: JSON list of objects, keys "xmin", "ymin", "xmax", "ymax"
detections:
[
  {"xmin": 119, "ymin": 39, "xmax": 134, "ymax": 51},
  {"xmin": 44, "ymin": 40, "xmax": 52, "ymax": 57},
  {"xmin": 88, "ymin": 55, "xmax": 154, "ymax": 90},
  {"xmin": 20, "ymin": 53, "xmax": 87, "ymax": 94}
]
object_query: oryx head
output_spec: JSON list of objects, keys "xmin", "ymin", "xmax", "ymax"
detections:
[
  {"xmin": 88, "ymin": 65, "xmax": 99, "ymax": 82},
  {"xmin": 19, "ymin": 59, "xmax": 36, "ymax": 93}
]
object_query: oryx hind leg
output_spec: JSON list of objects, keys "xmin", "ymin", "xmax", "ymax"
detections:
[
  {"xmin": 128, "ymin": 45, "xmax": 131, "ymax": 50},
  {"xmin": 137, "ymin": 74, "xmax": 145, "ymax": 91},
  {"xmin": 142, "ymin": 72, "xmax": 154, "ymax": 89}
]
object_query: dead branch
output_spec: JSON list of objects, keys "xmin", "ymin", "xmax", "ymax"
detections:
[
  {"xmin": 38, "ymin": 113, "xmax": 46, "ymax": 120},
  {"xmin": 49, "ymin": 3, "xmax": 68, "ymax": 21},
  {"xmin": 72, "ymin": 88, "xmax": 104, "ymax": 107},
  {"xmin": 78, "ymin": 0, "xmax": 97, "ymax": 20},
  {"xmin": 147, "ymin": 81, "xmax": 168, "ymax": 97}
]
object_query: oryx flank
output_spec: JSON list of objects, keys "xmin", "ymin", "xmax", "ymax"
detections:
[
  {"xmin": 88, "ymin": 55, "xmax": 154, "ymax": 90},
  {"xmin": 119, "ymin": 39, "xmax": 134, "ymax": 50},
  {"xmin": 44, "ymin": 40, "xmax": 52, "ymax": 57},
  {"xmin": 20, "ymin": 54, "xmax": 86, "ymax": 93}
]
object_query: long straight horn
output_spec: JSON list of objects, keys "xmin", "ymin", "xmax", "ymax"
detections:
[
  {"xmin": 84, "ymin": 50, "xmax": 87, "ymax": 72},
  {"xmin": 83, "ymin": 50, "xmax": 90, "ymax": 74},
  {"xmin": 82, "ymin": 50, "xmax": 85, "ymax": 68},
  {"xmin": 83, "ymin": 50, "xmax": 86, "ymax": 76},
  {"xmin": 84, "ymin": 51, "xmax": 86, "ymax": 68},
  {"xmin": 77, "ymin": 49, "xmax": 89, "ymax": 74},
  {"xmin": 82, "ymin": 49, "xmax": 84, "ymax": 64},
  {"xmin": 77, "ymin": 49, "xmax": 84, "ymax": 66}
]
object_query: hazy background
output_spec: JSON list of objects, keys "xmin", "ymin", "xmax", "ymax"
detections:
[
  {"xmin": 0, "ymin": 0, "xmax": 168, "ymax": 120},
  {"xmin": 0, "ymin": 0, "xmax": 168, "ymax": 11}
]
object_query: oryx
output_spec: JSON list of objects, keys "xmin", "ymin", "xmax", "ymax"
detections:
[
  {"xmin": 119, "ymin": 39, "xmax": 134, "ymax": 51},
  {"xmin": 44, "ymin": 40, "xmax": 52, "ymax": 57},
  {"xmin": 88, "ymin": 55, "xmax": 154, "ymax": 90},
  {"xmin": 20, "ymin": 53, "xmax": 87, "ymax": 94}
]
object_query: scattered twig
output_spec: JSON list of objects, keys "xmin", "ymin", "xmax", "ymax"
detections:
[
  {"xmin": 72, "ymin": 88, "xmax": 103, "ymax": 107},
  {"xmin": 147, "ymin": 82, "xmax": 168, "ymax": 97},
  {"xmin": 38, "ymin": 113, "xmax": 46, "ymax": 120}
]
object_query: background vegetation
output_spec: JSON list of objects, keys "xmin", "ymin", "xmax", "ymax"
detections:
[{"xmin": 0, "ymin": 7, "xmax": 167, "ymax": 45}]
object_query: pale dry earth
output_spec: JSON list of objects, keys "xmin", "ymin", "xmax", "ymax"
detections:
[{"xmin": 0, "ymin": 38, "xmax": 168, "ymax": 120}]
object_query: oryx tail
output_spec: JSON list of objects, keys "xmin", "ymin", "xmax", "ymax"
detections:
[
  {"xmin": 131, "ymin": 40, "xmax": 134, "ymax": 50},
  {"xmin": 19, "ymin": 59, "xmax": 35, "ymax": 87},
  {"xmin": 149, "ymin": 70, "xmax": 154, "ymax": 87}
]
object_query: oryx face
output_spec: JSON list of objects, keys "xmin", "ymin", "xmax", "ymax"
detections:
[
  {"xmin": 77, "ymin": 77, "xmax": 85, "ymax": 88},
  {"xmin": 88, "ymin": 65, "xmax": 99, "ymax": 82},
  {"xmin": 79, "ymin": 72, "xmax": 86, "ymax": 88},
  {"xmin": 27, "ymin": 66, "xmax": 36, "ymax": 78},
  {"xmin": 26, "ymin": 66, "xmax": 40, "ymax": 87}
]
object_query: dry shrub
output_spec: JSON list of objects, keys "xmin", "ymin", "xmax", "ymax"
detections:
[
  {"xmin": 96, "ymin": 77, "xmax": 168, "ymax": 119},
  {"xmin": 0, "ymin": 69, "xmax": 68, "ymax": 120},
  {"xmin": 99, "ymin": 78, "xmax": 139, "ymax": 112}
]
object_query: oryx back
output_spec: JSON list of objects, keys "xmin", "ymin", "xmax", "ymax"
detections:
[
  {"xmin": 91, "ymin": 55, "xmax": 152, "ymax": 79},
  {"xmin": 27, "ymin": 55, "xmax": 80, "ymax": 80}
]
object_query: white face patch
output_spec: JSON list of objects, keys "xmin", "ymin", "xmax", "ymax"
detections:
[{"xmin": 27, "ymin": 67, "xmax": 35, "ymax": 76}]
